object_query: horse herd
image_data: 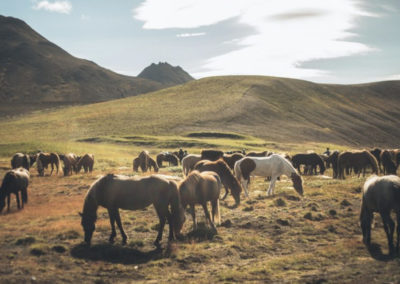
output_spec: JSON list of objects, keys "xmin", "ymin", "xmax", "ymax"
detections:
[{"xmin": 1, "ymin": 147, "xmax": 400, "ymax": 256}]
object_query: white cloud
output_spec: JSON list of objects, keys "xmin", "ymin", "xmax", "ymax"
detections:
[
  {"xmin": 134, "ymin": 0, "xmax": 376, "ymax": 79},
  {"xmin": 176, "ymin": 32, "xmax": 206, "ymax": 38},
  {"xmin": 382, "ymin": 74, "xmax": 400, "ymax": 81},
  {"xmin": 33, "ymin": 1, "xmax": 72, "ymax": 14}
]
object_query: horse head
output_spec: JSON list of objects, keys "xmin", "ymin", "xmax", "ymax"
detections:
[
  {"xmin": 79, "ymin": 212, "xmax": 97, "ymax": 245},
  {"xmin": 291, "ymin": 172, "xmax": 303, "ymax": 196}
]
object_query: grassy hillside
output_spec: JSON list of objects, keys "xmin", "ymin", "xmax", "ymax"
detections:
[
  {"xmin": 0, "ymin": 75, "xmax": 399, "ymax": 150},
  {"xmin": 138, "ymin": 62, "xmax": 194, "ymax": 86}
]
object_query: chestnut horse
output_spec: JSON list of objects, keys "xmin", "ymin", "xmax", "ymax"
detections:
[
  {"xmin": 80, "ymin": 174, "xmax": 186, "ymax": 247},
  {"xmin": 0, "ymin": 168, "xmax": 30, "ymax": 212},
  {"xmin": 179, "ymin": 171, "xmax": 221, "ymax": 232},
  {"xmin": 36, "ymin": 152, "xmax": 61, "ymax": 176}
]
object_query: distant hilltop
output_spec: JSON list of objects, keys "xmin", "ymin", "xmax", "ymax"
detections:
[{"xmin": 138, "ymin": 62, "xmax": 194, "ymax": 86}]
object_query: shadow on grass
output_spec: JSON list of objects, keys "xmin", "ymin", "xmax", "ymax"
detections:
[
  {"xmin": 185, "ymin": 223, "xmax": 218, "ymax": 242},
  {"xmin": 367, "ymin": 243, "xmax": 395, "ymax": 261},
  {"xmin": 70, "ymin": 243, "xmax": 164, "ymax": 264}
]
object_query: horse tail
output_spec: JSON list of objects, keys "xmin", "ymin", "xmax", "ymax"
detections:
[
  {"xmin": 54, "ymin": 153, "xmax": 61, "ymax": 175},
  {"xmin": 23, "ymin": 155, "xmax": 30, "ymax": 171},
  {"xmin": 365, "ymin": 151, "xmax": 379, "ymax": 174},
  {"xmin": 234, "ymin": 160, "xmax": 243, "ymax": 181}
]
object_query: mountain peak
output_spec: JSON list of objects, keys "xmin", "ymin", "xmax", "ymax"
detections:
[{"xmin": 138, "ymin": 62, "xmax": 194, "ymax": 86}]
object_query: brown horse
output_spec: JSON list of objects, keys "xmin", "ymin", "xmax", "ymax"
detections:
[
  {"xmin": 156, "ymin": 153, "xmax": 179, "ymax": 168},
  {"xmin": 11, "ymin": 153, "xmax": 32, "ymax": 170},
  {"xmin": 194, "ymin": 159, "xmax": 242, "ymax": 205},
  {"xmin": 370, "ymin": 148, "xmax": 382, "ymax": 173},
  {"xmin": 132, "ymin": 151, "xmax": 151, "ymax": 173},
  {"xmin": 201, "ymin": 150, "xmax": 224, "ymax": 161},
  {"xmin": 62, "ymin": 153, "xmax": 79, "ymax": 176},
  {"xmin": 291, "ymin": 153, "xmax": 326, "ymax": 175},
  {"xmin": 380, "ymin": 150, "xmax": 398, "ymax": 175},
  {"xmin": 76, "ymin": 154, "xmax": 95, "ymax": 173},
  {"xmin": 337, "ymin": 150, "xmax": 378, "ymax": 179},
  {"xmin": 222, "ymin": 153, "xmax": 244, "ymax": 170},
  {"xmin": 360, "ymin": 175, "xmax": 400, "ymax": 255},
  {"xmin": 0, "ymin": 168, "xmax": 30, "ymax": 212},
  {"xmin": 179, "ymin": 171, "xmax": 221, "ymax": 232},
  {"xmin": 246, "ymin": 151, "xmax": 269, "ymax": 157},
  {"xmin": 181, "ymin": 154, "xmax": 201, "ymax": 176},
  {"xmin": 326, "ymin": 151, "xmax": 340, "ymax": 178},
  {"xmin": 148, "ymin": 157, "xmax": 159, "ymax": 172},
  {"xmin": 36, "ymin": 152, "xmax": 61, "ymax": 176},
  {"xmin": 172, "ymin": 149, "xmax": 187, "ymax": 163},
  {"xmin": 79, "ymin": 174, "xmax": 186, "ymax": 247}
]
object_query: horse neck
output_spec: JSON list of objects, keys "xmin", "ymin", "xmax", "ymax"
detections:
[
  {"xmin": 280, "ymin": 157, "xmax": 297, "ymax": 177},
  {"xmin": 83, "ymin": 194, "xmax": 98, "ymax": 218}
]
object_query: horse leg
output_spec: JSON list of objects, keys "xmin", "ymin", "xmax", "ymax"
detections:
[
  {"xmin": 107, "ymin": 208, "xmax": 117, "ymax": 244},
  {"xmin": 381, "ymin": 211, "xmax": 395, "ymax": 255},
  {"xmin": 221, "ymin": 185, "xmax": 229, "ymax": 200},
  {"xmin": 242, "ymin": 179, "xmax": 249, "ymax": 198},
  {"xmin": 154, "ymin": 204, "xmax": 168, "ymax": 247},
  {"xmin": 7, "ymin": 194, "xmax": 10, "ymax": 212},
  {"xmin": 267, "ymin": 176, "xmax": 278, "ymax": 196},
  {"xmin": 202, "ymin": 202, "xmax": 216, "ymax": 232},
  {"xmin": 16, "ymin": 192, "xmax": 21, "ymax": 209},
  {"xmin": 50, "ymin": 163, "xmax": 54, "ymax": 176},
  {"xmin": 211, "ymin": 199, "xmax": 220, "ymax": 226},
  {"xmin": 114, "ymin": 209, "xmax": 128, "ymax": 245},
  {"xmin": 190, "ymin": 205, "xmax": 197, "ymax": 230},
  {"xmin": 396, "ymin": 212, "xmax": 400, "ymax": 254}
]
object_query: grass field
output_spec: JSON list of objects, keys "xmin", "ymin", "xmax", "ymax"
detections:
[{"xmin": 0, "ymin": 142, "xmax": 399, "ymax": 283}]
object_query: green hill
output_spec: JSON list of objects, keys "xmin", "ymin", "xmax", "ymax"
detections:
[
  {"xmin": 0, "ymin": 15, "xmax": 163, "ymax": 106},
  {"xmin": 1, "ymin": 75, "xmax": 399, "ymax": 149}
]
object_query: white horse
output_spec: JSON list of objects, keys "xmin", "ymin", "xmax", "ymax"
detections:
[
  {"xmin": 181, "ymin": 154, "xmax": 202, "ymax": 176},
  {"xmin": 234, "ymin": 154, "xmax": 303, "ymax": 197}
]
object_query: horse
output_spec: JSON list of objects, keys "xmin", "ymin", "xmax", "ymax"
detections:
[
  {"xmin": 291, "ymin": 153, "xmax": 326, "ymax": 175},
  {"xmin": 76, "ymin": 154, "xmax": 95, "ymax": 173},
  {"xmin": 79, "ymin": 174, "xmax": 186, "ymax": 247},
  {"xmin": 36, "ymin": 152, "xmax": 61, "ymax": 176},
  {"xmin": 234, "ymin": 154, "xmax": 303, "ymax": 197},
  {"xmin": 157, "ymin": 153, "xmax": 179, "ymax": 168},
  {"xmin": 370, "ymin": 148, "xmax": 382, "ymax": 173},
  {"xmin": 62, "ymin": 153, "xmax": 79, "ymax": 176},
  {"xmin": 181, "ymin": 154, "xmax": 201, "ymax": 176},
  {"xmin": 200, "ymin": 150, "xmax": 224, "ymax": 161},
  {"xmin": 194, "ymin": 159, "xmax": 242, "ymax": 205},
  {"xmin": 11, "ymin": 153, "xmax": 31, "ymax": 170},
  {"xmin": 380, "ymin": 150, "xmax": 398, "ymax": 175},
  {"xmin": 0, "ymin": 168, "xmax": 30, "ymax": 212},
  {"xmin": 246, "ymin": 151, "xmax": 269, "ymax": 157},
  {"xmin": 225, "ymin": 150, "xmax": 246, "ymax": 155},
  {"xmin": 222, "ymin": 153, "xmax": 244, "ymax": 170},
  {"xmin": 337, "ymin": 150, "xmax": 378, "ymax": 179},
  {"xmin": 179, "ymin": 171, "xmax": 221, "ymax": 232},
  {"xmin": 148, "ymin": 157, "xmax": 159, "ymax": 172},
  {"xmin": 172, "ymin": 149, "xmax": 187, "ymax": 163},
  {"xmin": 132, "ymin": 151, "xmax": 151, "ymax": 173},
  {"xmin": 360, "ymin": 175, "xmax": 400, "ymax": 255},
  {"xmin": 326, "ymin": 151, "xmax": 340, "ymax": 178}
]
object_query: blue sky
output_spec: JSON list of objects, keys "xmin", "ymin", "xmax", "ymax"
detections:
[{"xmin": 1, "ymin": 0, "xmax": 399, "ymax": 84}]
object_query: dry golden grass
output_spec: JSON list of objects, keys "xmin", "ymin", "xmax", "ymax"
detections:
[{"xmin": 0, "ymin": 157, "xmax": 399, "ymax": 283}]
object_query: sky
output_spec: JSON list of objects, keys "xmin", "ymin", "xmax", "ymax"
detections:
[{"xmin": 1, "ymin": 0, "xmax": 399, "ymax": 84}]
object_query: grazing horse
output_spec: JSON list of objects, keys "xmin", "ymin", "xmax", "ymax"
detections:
[
  {"xmin": 76, "ymin": 154, "xmax": 95, "ymax": 173},
  {"xmin": 234, "ymin": 154, "xmax": 303, "ymax": 197},
  {"xmin": 36, "ymin": 152, "xmax": 61, "ymax": 176},
  {"xmin": 246, "ymin": 151, "xmax": 269, "ymax": 157},
  {"xmin": 0, "ymin": 168, "xmax": 30, "ymax": 212},
  {"xmin": 62, "ymin": 153, "xmax": 79, "ymax": 176},
  {"xmin": 194, "ymin": 159, "xmax": 242, "ymax": 205},
  {"xmin": 157, "ymin": 153, "xmax": 179, "ymax": 168},
  {"xmin": 360, "ymin": 175, "xmax": 400, "ymax": 255},
  {"xmin": 181, "ymin": 154, "xmax": 201, "ymax": 176},
  {"xmin": 148, "ymin": 157, "xmax": 159, "ymax": 172},
  {"xmin": 380, "ymin": 150, "xmax": 398, "ymax": 175},
  {"xmin": 291, "ymin": 153, "xmax": 326, "ymax": 175},
  {"xmin": 222, "ymin": 153, "xmax": 244, "ymax": 170},
  {"xmin": 11, "ymin": 153, "xmax": 31, "ymax": 170},
  {"xmin": 337, "ymin": 150, "xmax": 379, "ymax": 179},
  {"xmin": 326, "ymin": 151, "xmax": 340, "ymax": 178},
  {"xmin": 132, "ymin": 151, "xmax": 151, "ymax": 173},
  {"xmin": 179, "ymin": 171, "xmax": 221, "ymax": 232},
  {"xmin": 79, "ymin": 174, "xmax": 186, "ymax": 247},
  {"xmin": 201, "ymin": 150, "xmax": 224, "ymax": 161}
]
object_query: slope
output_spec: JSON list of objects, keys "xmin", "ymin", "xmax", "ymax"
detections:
[{"xmin": 0, "ymin": 76, "xmax": 399, "ymax": 147}]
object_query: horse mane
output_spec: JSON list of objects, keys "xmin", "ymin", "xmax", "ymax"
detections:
[{"xmin": 84, "ymin": 174, "xmax": 115, "ymax": 217}]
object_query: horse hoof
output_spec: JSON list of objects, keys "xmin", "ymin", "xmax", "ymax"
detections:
[{"xmin": 122, "ymin": 238, "xmax": 128, "ymax": 245}]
